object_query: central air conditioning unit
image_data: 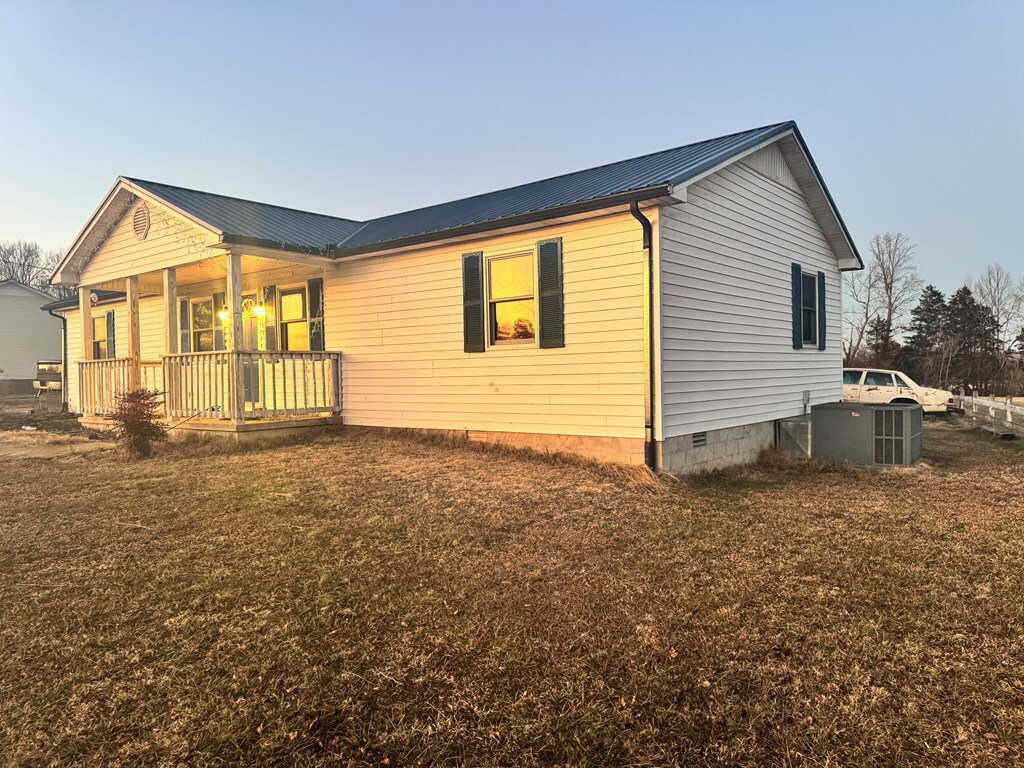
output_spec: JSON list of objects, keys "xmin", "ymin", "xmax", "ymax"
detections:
[{"xmin": 811, "ymin": 402, "xmax": 923, "ymax": 467}]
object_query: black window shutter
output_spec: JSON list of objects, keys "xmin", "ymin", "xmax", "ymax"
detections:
[
  {"xmin": 262, "ymin": 285, "xmax": 278, "ymax": 351},
  {"xmin": 817, "ymin": 271, "xmax": 827, "ymax": 351},
  {"xmin": 791, "ymin": 263, "xmax": 803, "ymax": 349},
  {"xmin": 307, "ymin": 278, "xmax": 325, "ymax": 351},
  {"xmin": 212, "ymin": 291, "xmax": 225, "ymax": 350},
  {"xmin": 179, "ymin": 299, "xmax": 190, "ymax": 352},
  {"xmin": 537, "ymin": 238, "xmax": 565, "ymax": 349},
  {"xmin": 106, "ymin": 311, "xmax": 116, "ymax": 358},
  {"xmin": 462, "ymin": 252, "xmax": 485, "ymax": 353}
]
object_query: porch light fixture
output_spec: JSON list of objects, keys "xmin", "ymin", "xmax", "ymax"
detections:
[
  {"xmin": 217, "ymin": 306, "xmax": 229, "ymax": 321},
  {"xmin": 253, "ymin": 304, "xmax": 266, "ymax": 317}
]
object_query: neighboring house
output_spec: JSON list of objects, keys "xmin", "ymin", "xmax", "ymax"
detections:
[
  {"xmin": 47, "ymin": 121, "xmax": 862, "ymax": 472},
  {"xmin": 0, "ymin": 280, "xmax": 62, "ymax": 394}
]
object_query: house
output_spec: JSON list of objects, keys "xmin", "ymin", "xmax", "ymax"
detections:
[
  {"xmin": 0, "ymin": 280, "xmax": 62, "ymax": 395},
  {"xmin": 47, "ymin": 121, "xmax": 862, "ymax": 472}
]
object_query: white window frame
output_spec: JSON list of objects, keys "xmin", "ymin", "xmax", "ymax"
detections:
[
  {"xmin": 485, "ymin": 251, "xmax": 539, "ymax": 348},
  {"xmin": 277, "ymin": 283, "xmax": 310, "ymax": 352},
  {"xmin": 800, "ymin": 271, "xmax": 818, "ymax": 347}
]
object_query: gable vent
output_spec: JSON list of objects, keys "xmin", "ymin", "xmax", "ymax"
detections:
[
  {"xmin": 692, "ymin": 432, "xmax": 708, "ymax": 448},
  {"xmin": 132, "ymin": 203, "xmax": 151, "ymax": 241}
]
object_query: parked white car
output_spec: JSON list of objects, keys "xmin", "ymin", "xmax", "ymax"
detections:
[{"xmin": 842, "ymin": 368, "xmax": 955, "ymax": 413}]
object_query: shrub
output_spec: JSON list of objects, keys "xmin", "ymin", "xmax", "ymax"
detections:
[{"xmin": 109, "ymin": 388, "xmax": 167, "ymax": 458}]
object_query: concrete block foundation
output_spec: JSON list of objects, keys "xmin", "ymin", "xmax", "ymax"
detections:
[{"xmin": 657, "ymin": 420, "xmax": 776, "ymax": 474}]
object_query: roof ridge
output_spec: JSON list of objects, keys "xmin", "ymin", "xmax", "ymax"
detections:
[
  {"xmin": 122, "ymin": 177, "xmax": 364, "ymax": 225},
  {"xmin": 350, "ymin": 121, "xmax": 794, "ymax": 227}
]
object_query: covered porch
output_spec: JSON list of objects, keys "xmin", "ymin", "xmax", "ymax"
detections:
[{"xmin": 74, "ymin": 251, "xmax": 343, "ymax": 433}]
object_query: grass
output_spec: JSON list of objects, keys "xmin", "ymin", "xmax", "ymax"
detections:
[{"xmin": 1, "ymin": 418, "xmax": 1023, "ymax": 766}]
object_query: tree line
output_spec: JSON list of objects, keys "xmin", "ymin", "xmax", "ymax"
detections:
[
  {"xmin": 0, "ymin": 240, "xmax": 74, "ymax": 299},
  {"xmin": 844, "ymin": 232, "xmax": 1024, "ymax": 395}
]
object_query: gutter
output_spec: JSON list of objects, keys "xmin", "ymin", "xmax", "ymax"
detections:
[
  {"xmin": 46, "ymin": 308, "xmax": 68, "ymax": 413},
  {"xmin": 629, "ymin": 201, "xmax": 658, "ymax": 471}
]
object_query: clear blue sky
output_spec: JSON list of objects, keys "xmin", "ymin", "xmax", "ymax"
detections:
[{"xmin": 1, "ymin": 0, "xmax": 1021, "ymax": 294}]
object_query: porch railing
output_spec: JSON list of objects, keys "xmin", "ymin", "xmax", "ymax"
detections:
[
  {"xmin": 80, "ymin": 351, "xmax": 343, "ymax": 422},
  {"xmin": 78, "ymin": 359, "xmax": 168, "ymax": 416},
  {"xmin": 78, "ymin": 358, "xmax": 132, "ymax": 416},
  {"xmin": 162, "ymin": 350, "xmax": 343, "ymax": 421}
]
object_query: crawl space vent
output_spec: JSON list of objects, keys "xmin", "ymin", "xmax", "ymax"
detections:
[
  {"xmin": 692, "ymin": 432, "xmax": 708, "ymax": 448},
  {"xmin": 132, "ymin": 203, "xmax": 151, "ymax": 241}
]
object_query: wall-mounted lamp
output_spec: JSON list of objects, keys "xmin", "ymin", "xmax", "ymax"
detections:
[
  {"xmin": 217, "ymin": 306, "xmax": 229, "ymax": 321},
  {"xmin": 253, "ymin": 305, "xmax": 266, "ymax": 317}
]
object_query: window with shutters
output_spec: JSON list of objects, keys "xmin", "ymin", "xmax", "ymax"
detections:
[
  {"xmin": 92, "ymin": 316, "xmax": 109, "ymax": 359},
  {"xmin": 279, "ymin": 286, "xmax": 310, "ymax": 351},
  {"xmin": 801, "ymin": 273, "xmax": 818, "ymax": 346},
  {"xmin": 487, "ymin": 253, "xmax": 536, "ymax": 344}
]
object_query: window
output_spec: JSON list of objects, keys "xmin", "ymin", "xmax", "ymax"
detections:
[
  {"xmin": 279, "ymin": 287, "xmax": 309, "ymax": 351},
  {"xmin": 487, "ymin": 253, "xmax": 535, "ymax": 343},
  {"xmin": 894, "ymin": 374, "xmax": 913, "ymax": 389},
  {"xmin": 801, "ymin": 273, "xmax": 817, "ymax": 346},
  {"xmin": 92, "ymin": 316, "xmax": 109, "ymax": 359},
  {"xmin": 843, "ymin": 370, "xmax": 863, "ymax": 386},
  {"xmin": 865, "ymin": 371, "xmax": 895, "ymax": 388},
  {"xmin": 191, "ymin": 299, "xmax": 225, "ymax": 352}
]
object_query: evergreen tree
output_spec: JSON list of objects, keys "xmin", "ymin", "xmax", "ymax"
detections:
[
  {"xmin": 946, "ymin": 287, "xmax": 1001, "ymax": 394},
  {"xmin": 903, "ymin": 285, "xmax": 947, "ymax": 385},
  {"xmin": 866, "ymin": 316, "xmax": 901, "ymax": 369}
]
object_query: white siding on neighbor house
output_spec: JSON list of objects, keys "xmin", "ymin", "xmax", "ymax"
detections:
[
  {"xmin": 0, "ymin": 284, "xmax": 62, "ymax": 380},
  {"xmin": 324, "ymin": 211, "xmax": 649, "ymax": 439},
  {"xmin": 78, "ymin": 201, "xmax": 217, "ymax": 286},
  {"xmin": 658, "ymin": 142, "xmax": 844, "ymax": 438}
]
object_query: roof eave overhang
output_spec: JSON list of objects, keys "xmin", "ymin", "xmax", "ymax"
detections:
[
  {"xmin": 330, "ymin": 185, "xmax": 676, "ymax": 260},
  {"xmin": 667, "ymin": 124, "xmax": 863, "ymax": 272},
  {"xmin": 52, "ymin": 177, "xmax": 225, "ymax": 286}
]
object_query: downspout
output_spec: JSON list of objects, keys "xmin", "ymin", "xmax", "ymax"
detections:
[
  {"xmin": 47, "ymin": 308, "xmax": 69, "ymax": 412},
  {"xmin": 629, "ymin": 200, "xmax": 658, "ymax": 471}
]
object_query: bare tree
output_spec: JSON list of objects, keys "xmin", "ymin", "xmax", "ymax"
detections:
[
  {"xmin": 842, "ymin": 267, "xmax": 876, "ymax": 365},
  {"xmin": 973, "ymin": 264, "xmax": 1022, "ymax": 349},
  {"xmin": 870, "ymin": 232, "xmax": 922, "ymax": 336},
  {"xmin": 0, "ymin": 240, "xmax": 71, "ymax": 297},
  {"xmin": 842, "ymin": 232, "xmax": 921, "ymax": 365}
]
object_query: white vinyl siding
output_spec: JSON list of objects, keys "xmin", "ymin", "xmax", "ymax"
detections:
[
  {"xmin": 78, "ymin": 203, "xmax": 217, "ymax": 286},
  {"xmin": 0, "ymin": 284, "xmax": 62, "ymax": 380},
  {"xmin": 658, "ymin": 142, "xmax": 843, "ymax": 438},
  {"xmin": 324, "ymin": 212, "xmax": 649, "ymax": 439}
]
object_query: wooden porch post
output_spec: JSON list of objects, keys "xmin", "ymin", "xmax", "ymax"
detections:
[
  {"xmin": 163, "ymin": 268, "xmax": 178, "ymax": 354},
  {"xmin": 226, "ymin": 252, "xmax": 244, "ymax": 423},
  {"xmin": 126, "ymin": 276, "xmax": 141, "ymax": 388},
  {"xmin": 79, "ymin": 287, "xmax": 94, "ymax": 360}
]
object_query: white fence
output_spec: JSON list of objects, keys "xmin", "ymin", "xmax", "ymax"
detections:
[{"xmin": 955, "ymin": 395, "xmax": 1024, "ymax": 437}]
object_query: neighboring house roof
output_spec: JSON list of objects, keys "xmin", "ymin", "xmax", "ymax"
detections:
[
  {"xmin": 41, "ymin": 289, "xmax": 124, "ymax": 312},
  {"xmin": 53, "ymin": 120, "xmax": 863, "ymax": 284},
  {"xmin": 0, "ymin": 280, "xmax": 58, "ymax": 302}
]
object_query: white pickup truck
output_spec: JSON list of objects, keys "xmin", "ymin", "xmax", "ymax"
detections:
[{"xmin": 842, "ymin": 368, "xmax": 955, "ymax": 414}]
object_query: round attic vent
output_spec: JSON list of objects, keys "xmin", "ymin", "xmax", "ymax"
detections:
[{"xmin": 132, "ymin": 202, "xmax": 151, "ymax": 240}]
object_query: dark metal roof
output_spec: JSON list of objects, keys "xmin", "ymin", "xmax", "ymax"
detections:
[
  {"xmin": 339, "ymin": 121, "xmax": 795, "ymax": 252},
  {"xmin": 41, "ymin": 289, "xmax": 124, "ymax": 312},
  {"xmin": 111, "ymin": 121, "xmax": 860, "ymax": 267},
  {"xmin": 123, "ymin": 178, "xmax": 364, "ymax": 248}
]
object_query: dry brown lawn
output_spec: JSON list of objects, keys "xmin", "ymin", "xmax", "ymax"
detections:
[{"xmin": 1, "ymin": 418, "xmax": 1022, "ymax": 766}]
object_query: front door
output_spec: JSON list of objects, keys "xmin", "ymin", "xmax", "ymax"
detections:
[{"xmin": 241, "ymin": 294, "xmax": 261, "ymax": 406}]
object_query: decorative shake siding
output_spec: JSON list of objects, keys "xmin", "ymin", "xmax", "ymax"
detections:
[
  {"xmin": 658, "ymin": 143, "xmax": 843, "ymax": 438},
  {"xmin": 78, "ymin": 202, "xmax": 217, "ymax": 286},
  {"xmin": 324, "ymin": 212, "xmax": 649, "ymax": 439}
]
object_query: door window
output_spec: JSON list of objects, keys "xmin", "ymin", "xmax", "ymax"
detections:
[{"xmin": 864, "ymin": 372, "xmax": 895, "ymax": 388}]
